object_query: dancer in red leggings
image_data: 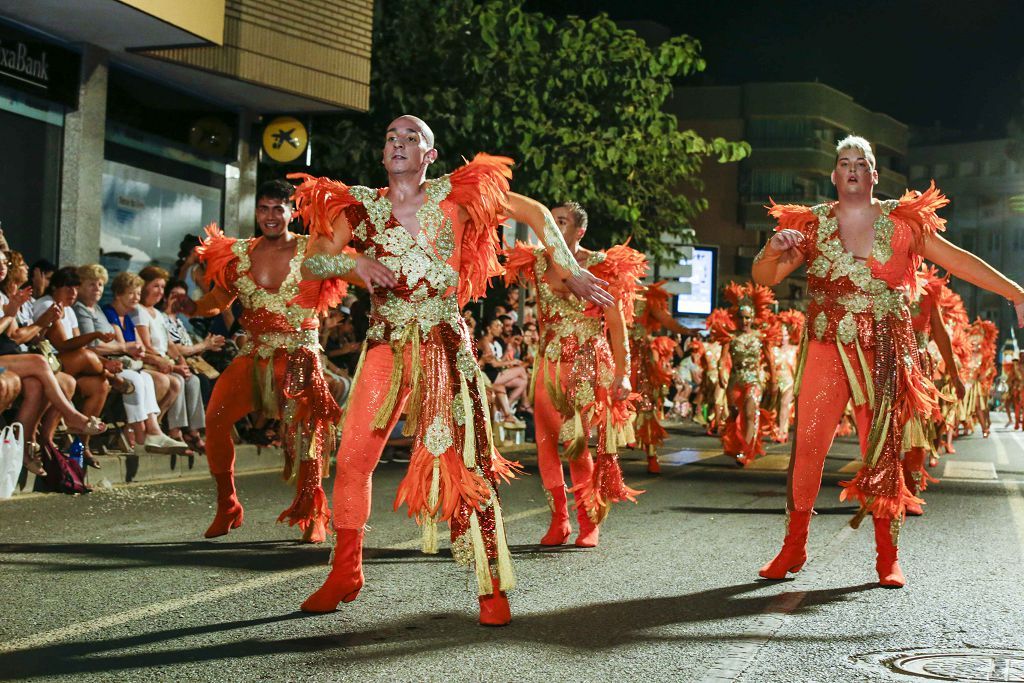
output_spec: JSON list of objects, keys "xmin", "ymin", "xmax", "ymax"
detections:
[
  {"xmin": 505, "ymin": 202, "xmax": 647, "ymax": 548},
  {"xmin": 753, "ymin": 135, "xmax": 1024, "ymax": 587},
  {"xmin": 630, "ymin": 282, "xmax": 695, "ymax": 473},
  {"xmin": 193, "ymin": 180, "xmax": 346, "ymax": 543},
  {"xmin": 289, "ymin": 115, "xmax": 612, "ymax": 626}
]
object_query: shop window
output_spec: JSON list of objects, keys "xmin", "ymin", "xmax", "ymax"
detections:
[
  {"xmin": 909, "ymin": 164, "xmax": 927, "ymax": 179},
  {"xmin": 957, "ymin": 160, "xmax": 978, "ymax": 177}
]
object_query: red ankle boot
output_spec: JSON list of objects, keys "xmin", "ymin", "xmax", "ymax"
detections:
[
  {"xmin": 574, "ymin": 504, "xmax": 600, "ymax": 548},
  {"xmin": 646, "ymin": 455, "xmax": 661, "ymax": 474},
  {"xmin": 759, "ymin": 510, "xmax": 811, "ymax": 579},
  {"xmin": 205, "ymin": 472, "xmax": 244, "ymax": 538},
  {"xmin": 873, "ymin": 517, "xmax": 905, "ymax": 588},
  {"xmin": 478, "ymin": 577, "xmax": 511, "ymax": 626},
  {"xmin": 302, "ymin": 518, "xmax": 328, "ymax": 543},
  {"xmin": 301, "ymin": 528, "xmax": 365, "ymax": 612},
  {"xmin": 540, "ymin": 486, "xmax": 572, "ymax": 546}
]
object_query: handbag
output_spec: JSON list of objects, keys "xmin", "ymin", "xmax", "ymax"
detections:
[
  {"xmin": 114, "ymin": 355, "xmax": 144, "ymax": 371},
  {"xmin": 33, "ymin": 441, "xmax": 90, "ymax": 495},
  {"xmin": 186, "ymin": 355, "xmax": 220, "ymax": 379},
  {"xmin": 31, "ymin": 339, "xmax": 62, "ymax": 373},
  {"xmin": 0, "ymin": 422, "xmax": 23, "ymax": 499}
]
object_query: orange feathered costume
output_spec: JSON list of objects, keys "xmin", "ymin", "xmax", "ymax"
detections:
[
  {"xmin": 629, "ymin": 282, "xmax": 681, "ymax": 459},
  {"xmin": 505, "ymin": 240, "xmax": 646, "ymax": 541}
]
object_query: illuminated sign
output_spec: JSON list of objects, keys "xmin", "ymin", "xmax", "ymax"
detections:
[
  {"xmin": 262, "ymin": 116, "xmax": 308, "ymax": 164},
  {"xmin": 671, "ymin": 246, "xmax": 717, "ymax": 316}
]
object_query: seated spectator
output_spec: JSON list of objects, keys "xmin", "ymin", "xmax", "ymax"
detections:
[
  {"xmin": 476, "ymin": 318, "xmax": 528, "ymax": 428},
  {"xmin": 320, "ymin": 306, "xmax": 355, "ymax": 407},
  {"xmin": 74, "ymin": 265, "xmax": 188, "ymax": 455},
  {"xmin": 134, "ymin": 266, "xmax": 206, "ymax": 452},
  {"xmin": 504, "ymin": 287, "xmax": 521, "ymax": 323},
  {"xmin": 2, "ymin": 251, "xmax": 36, "ymax": 335},
  {"xmin": 28, "ymin": 258, "xmax": 55, "ymax": 300},
  {"xmin": 163, "ymin": 279, "xmax": 225, "ymax": 406},
  {"xmin": 33, "ymin": 267, "xmax": 112, "ymax": 463},
  {"xmin": 0, "ymin": 253, "xmax": 105, "ymax": 475},
  {"xmin": 103, "ymin": 272, "xmax": 184, "ymax": 442}
]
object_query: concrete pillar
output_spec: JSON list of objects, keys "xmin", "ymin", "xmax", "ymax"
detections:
[
  {"xmin": 59, "ymin": 44, "xmax": 107, "ymax": 266},
  {"xmin": 223, "ymin": 110, "xmax": 257, "ymax": 238}
]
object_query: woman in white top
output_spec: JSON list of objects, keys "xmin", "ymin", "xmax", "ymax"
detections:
[
  {"xmin": 35, "ymin": 267, "xmax": 113, "ymax": 463},
  {"xmin": 134, "ymin": 266, "xmax": 206, "ymax": 451},
  {"xmin": 74, "ymin": 264, "xmax": 188, "ymax": 456},
  {"xmin": 0, "ymin": 252, "xmax": 105, "ymax": 474}
]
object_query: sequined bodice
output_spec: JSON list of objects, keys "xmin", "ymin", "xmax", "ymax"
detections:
[
  {"xmin": 346, "ymin": 178, "xmax": 463, "ymax": 343},
  {"xmin": 729, "ymin": 330, "xmax": 764, "ymax": 387},
  {"xmin": 534, "ymin": 247, "xmax": 605, "ymax": 361},
  {"xmin": 804, "ymin": 201, "xmax": 918, "ymax": 347},
  {"xmin": 772, "ymin": 344, "xmax": 797, "ymax": 381}
]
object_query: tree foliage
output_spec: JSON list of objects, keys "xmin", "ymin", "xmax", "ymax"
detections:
[{"xmin": 313, "ymin": 0, "xmax": 750, "ymax": 261}]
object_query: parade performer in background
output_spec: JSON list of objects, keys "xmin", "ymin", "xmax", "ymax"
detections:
[
  {"xmin": 192, "ymin": 180, "xmax": 346, "ymax": 543},
  {"xmin": 631, "ymin": 281, "xmax": 696, "ymax": 473},
  {"xmin": 505, "ymin": 201, "xmax": 646, "ymax": 547},
  {"xmin": 289, "ymin": 116, "xmax": 612, "ymax": 626},
  {"xmin": 903, "ymin": 265, "xmax": 962, "ymax": 515},
  {"xmin": 965, "ymin": 318, "xmax": 998, "ymax": 438},
  {"xmin": 691, "ymin": 336, "xmax": 727, "ymax": 434},
  {"xmin": 753, "ymin": 135, "xmax": 1024, "ymax": 587},
  {"xmin": 771, "ymin": 310, "xmax": 804, "ymax": 442},
  {"xmin": 709, "ymin": 282, "xmax": 777, "ymax": 466},
  {"xmin": 933, "ymin": 284, "xmax": 969, "ymax": 456}
]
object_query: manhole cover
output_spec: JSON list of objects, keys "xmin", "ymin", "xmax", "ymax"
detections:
[{"xmin": 855, "ymin": 648, "xmax": 1024, "ymax": 681}]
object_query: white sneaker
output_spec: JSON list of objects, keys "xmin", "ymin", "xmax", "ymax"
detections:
[{"xmin": 144, "ymin": 434, "xmax": 189, "ymax": 454}]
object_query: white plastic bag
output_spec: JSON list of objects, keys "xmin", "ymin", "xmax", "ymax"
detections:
[{"xmin": 0, "ymin": 422, "xmax": 24, "ymax": 499}]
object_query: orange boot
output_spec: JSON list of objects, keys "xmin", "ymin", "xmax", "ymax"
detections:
[
  {"xmin": 478, "ymin": 577, "xmax": 511, "ymax": 626},
  {"xmin": 902, "ymin": 449, "xmax": 925, "ymax": 517},
  {"xmin": 301, "ymin": 528, "xmax": 365, "ymax": 612},
  {"xmin": 759, "ymin": 510, "xmax": 811, "ymax": 579},
  {"xmin": 646, "ymin": 454, "xmax": 661, "ymax": 474},
  {"xmin": 204, "ymin": 472, "xmax": 244, "ymax": 538},
  {"xmin": 873, "ymin": 517, "xmax": 905, "ymax": 588},
  {"xmin": 574, "ymin": 503, "xmax": 600, "ymax": 548},
  {"xmin": 540, "ymin": 486, "xmax": 572, "ymax": 546}
]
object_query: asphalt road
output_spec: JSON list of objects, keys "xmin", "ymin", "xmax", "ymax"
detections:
[{"xmin": 2, "ymin": 421, "xmax": 1023, "ymax": 682}]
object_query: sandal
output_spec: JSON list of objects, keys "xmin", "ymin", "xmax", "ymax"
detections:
[
  {"xmin": 23, "ymin": 443, "xmax": 45, "ymax": 477},
  {"xmin": 83, "ymin": 448, "xmax": 102, "ymax": 470},
  {"xmin": 108, "ymin": 374, "xmax": 135, "ymax": 395},
  {"xmin": 66, "ymin": 416, "xmax": 108, "ymax": 437}
]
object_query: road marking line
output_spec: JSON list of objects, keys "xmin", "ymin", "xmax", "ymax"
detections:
[
  {"xmin": 698, "ymin": 524, "xmax": 855, "ymax": 682},
  {"xmin": 993, "ymin": 435, "xmax": 1010, "ymax": 467},
  {"xmin": 1005, "ymin": 481, "xmax": 1024, "ymax": 562},
  {"xmin": 0, "ymin": 470, "xmax": 668, "ymax": 655},
  {"xmin": 744, "ymin": 455, "xmax": 790, "ymax": 471},
  {"xmin": 943, "ymin": 460, "xmax": 998, "ymax": 480}
]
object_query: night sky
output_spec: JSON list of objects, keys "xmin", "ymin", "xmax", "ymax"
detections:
[{"xmin": 528, "ymin": 0, "xmax": 1024, "ymax": 136}]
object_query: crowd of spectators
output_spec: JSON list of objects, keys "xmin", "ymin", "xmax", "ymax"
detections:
[{"xmin": 0, "ymin": 221, "xmax": 709, "ymax": 495}]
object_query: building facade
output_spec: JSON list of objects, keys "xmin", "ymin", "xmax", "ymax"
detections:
[
  {"xmin": 908, "ymin": 138, "xmax": 1024, "ymax": 340},
  {"xmin": 0, "ymin": 0, "xmax": 373, "ymax": 275},
  {"xmin": 671, "ymin": 82, "xmax": 908, "ymax": 309}
]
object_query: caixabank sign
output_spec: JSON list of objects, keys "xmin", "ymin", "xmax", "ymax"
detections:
[{"xmin": 0, "ymin": 22, "xmax": 80, "ymax": 108}]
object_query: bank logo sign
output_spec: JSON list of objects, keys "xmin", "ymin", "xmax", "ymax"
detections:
[
  {"xmin": 0, "ymin": 23, "xmax": 79, "ymax": 108},
  {"xmin": 0, "ymin": 39, "xmax": 50, "ymax": 88}
]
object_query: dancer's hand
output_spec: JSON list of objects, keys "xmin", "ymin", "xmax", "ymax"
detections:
[
  {"xmin": 3, "ymin": 287, "xmax": 31, "ymax": 317},
  {"xmin": 566, "ymin": 269, "xmax": 614, "ymax": 307},
  {"xmin": 354, "ymin": 254, "xmax": 397, "ymax": 294},
  {"xmin": 768, "ymin": 229, "xmax": 805, "ymax": 261},
  {"xmin": 1015, "ymin": 298, "xmax": 1024, "ymax": 328},
  {"xmin": 953, "ymin": 376, "xmax": 966, "ymax": 400},
  {"xmin": 610, "ymin": 373, "xmax": 631, "ymax": 402}
]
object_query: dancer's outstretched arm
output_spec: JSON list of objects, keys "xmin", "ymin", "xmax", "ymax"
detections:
[
  {"xmin": 300, "ymin": 210, "xmax": 390, "ymax": 292},
  {"xmin": 752, "ymin": 230, "xmax": 805, "ymax": 286},
  {"xmin": 507, "ymin": 193, "xmax": 613, "ymax": 307},
  {"xmin": 922, "ymin": 234, "xmax": 1024, "ymax": 326},
  {"xmin": 605, "ymin": 301, "xmax": 631, "ymax": 400}
]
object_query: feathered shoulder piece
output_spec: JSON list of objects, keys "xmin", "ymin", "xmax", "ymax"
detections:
[
  {"xmin": 287, "ymin": 173, "xmax": 362, "ymax": 241},
  {"xmin": 196, "ymin": 223, "xmax": 242, "ymax": 291},
  {"xmin": 776, "ymin": 309, "xmax": 806, "ymax": 340},
  {"xmin": 502, "ymin": 241, "xmax": 542, "ymax": 287},
  {"xmin": 917, "ymin": 264, "xmax": 949, "ymax": 299},
  {"xmin": 766, "ymin": 201, "xmax": 817, "ymax": 235},
  {"xmin": 447, "ymin": 153, "xmax": 515, "ymax": 306},
  {"xmin": 589, "ymin": 244, "xmax": 648, "ymax": 324},
  {"xmin": 639, "ymin": 281, "xmax": 671, "ymax": 330},
  {"xmin": 891, "ymin": 181, "xmax": 949, "ymax": 239},
  {"xmin": 706, "ymin": 308, "xmax": 735, "ymax": 343}
]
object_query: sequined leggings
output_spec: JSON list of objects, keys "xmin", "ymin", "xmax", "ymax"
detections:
[
  {"xmin": 788, "ymin": 341, "xmax": 873, "ymax": 511},
  {"xmin": 332, "ymin": 343, "xmax": 411, "ymax": 530},
  {"xmin": 205, "ymin": 353, "xmax": 323, "ymax": 505},
  {"xmin": 533, "ymin": 359, "xmax": 595, "ymax": 495}
]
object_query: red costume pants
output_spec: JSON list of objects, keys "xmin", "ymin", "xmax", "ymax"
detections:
[
  {"xmin": 332, "ymin": 343, "xmax": 410, "ymax": 530},
  {"xmin": 788, "ymin": 341, "xmax": 873, "ymax": 512},
  {"xmin": 533, "ymin": 359, "xmax": 595, "ymax": 499}
]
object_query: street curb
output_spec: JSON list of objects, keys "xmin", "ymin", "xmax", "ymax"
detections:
[{"xmin": 3, "ymin": 444, "xmax": 283, "ymax": 501}]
